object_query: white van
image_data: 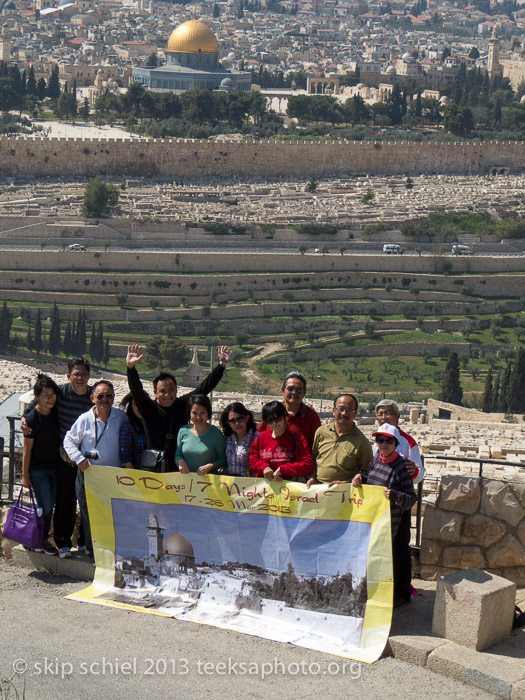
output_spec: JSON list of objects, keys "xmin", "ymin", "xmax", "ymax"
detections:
[
  {"xmin": 383, "ymin": 244, "xmax": 401, "ymax": 254},
  {"xmin": 451, "ymin": 244, "xmax": 471, "ymax": 255}
]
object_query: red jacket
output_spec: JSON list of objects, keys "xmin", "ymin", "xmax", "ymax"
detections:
[{"xmin": 249, "ymin": 429, "xmax": 314, "ymax": 479}]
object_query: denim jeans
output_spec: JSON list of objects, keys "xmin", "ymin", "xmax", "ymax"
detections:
[
  {"xmin": 75, "ymin": 470, "xmax": 92, "ymax": 554},
  {"xmin": 30, "ymin": 467, "xmax": 57, "ymax": 541}
]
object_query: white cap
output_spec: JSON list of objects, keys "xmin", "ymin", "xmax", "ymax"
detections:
[{"xmin": 372, "ymin": 423, "xmax": 400, "ymax": 444}]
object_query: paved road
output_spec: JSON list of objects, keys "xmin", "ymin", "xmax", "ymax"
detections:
[{"xmin": 0, "ymin": 560, "xmax": 496, "ymax": 700}]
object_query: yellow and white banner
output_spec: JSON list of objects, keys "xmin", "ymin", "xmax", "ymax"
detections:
[{"xmin": 68, "ymin": 466, "xmax": 393, "ymax": 663}]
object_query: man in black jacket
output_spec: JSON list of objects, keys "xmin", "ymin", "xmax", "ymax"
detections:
[{"xmin": 126, "ymin": 343, "xmax": 231, "ymax": 470}]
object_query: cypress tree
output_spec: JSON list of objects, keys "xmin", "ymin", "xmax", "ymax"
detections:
[
  {"xmin": 37, "ymin": 77, "xmax": 47, "ymax": 101},
  {"xmin": 34, "ymin": 308, "xmax": 43, "ymax": 355},
  {"xmin": 48, "ymin": 301, "xmax": 62, "ymax": 355},
  {"xmin": 89, "ymin": 323, "xmax": 97, "ymax": 362},
  {"xmin": 63, "ymin": 320, "xmax": 72, "ymax": 357},
  {"xmin": 0, "ymin": 301, "xmax": 12, "ymax": 352},
  {"xmin": 438, "ymin": 352, "xmax": 463, "ymax": 406},
  {"xmin": 47, "ymin": 65, "xmax": 60, "ymax": 100},
  {"xmin": 482, "ymin": 367, "xmax": 493, "ymax": 413},
  {"xmin": 73, "ymin": 309, "xmax": 86, "ymax": 356},
  {"xmin": 96, "ymin": 322, "xmax": 104, "ymax": 363},
  {"xmin": 26, "ymin": 325, "xmax": 34, "ymax": 351},
  {"xmin": 507, "ymin": 348, "xmax": 525, "ymax": 413},
  {"xmin": 27, "ymin": 66, "xmax": 37, "ymax": 96},
  {"xmin": 103, "ymin": 338, "xmax": 110, "ymax": 367},
  {"xmin": 492, "ymin": 372, "xmax": 500, "ymax": 413},
  {"xmin": 498, "ymin": 360, "xmax": 512, "ymax": 413}
]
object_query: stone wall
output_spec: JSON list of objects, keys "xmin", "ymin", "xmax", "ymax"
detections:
[
  {"xmin": 420, "ymin": 475, "xmax": 525, "ymax": 585},
  {"xmin": 2, "ymin": 137, "xmax": 525, "ymax": 178},
  {"xmin": 0, "ymin": 249, "xmax": 522, "ymax": 275}
]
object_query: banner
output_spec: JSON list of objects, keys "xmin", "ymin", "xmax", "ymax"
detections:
[{"xmin": 68, "ymin": 466, "xmax": 394, "ymax": 663}]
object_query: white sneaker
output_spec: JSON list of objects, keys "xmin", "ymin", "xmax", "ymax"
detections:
[
  {"xmin": 58, "ymin": 547, "xmax": 71, "ymax": 559},
  {"xmin": 77, "ymin": 546, "xmax": 89, "ymax": 554}
]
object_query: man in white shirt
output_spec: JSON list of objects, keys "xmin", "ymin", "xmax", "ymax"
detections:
[{"xmin": 63, "ymin": 380, "xmax": 128, "ymax": 556}]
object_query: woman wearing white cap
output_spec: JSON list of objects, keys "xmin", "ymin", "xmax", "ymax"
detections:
[{"xmin": 352, "ymin": 423, "xmax": 416, "ymax": 608}]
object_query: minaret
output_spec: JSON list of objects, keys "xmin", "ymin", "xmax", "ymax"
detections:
[
  {"xmin": 0, "ymin": 26, "xmax": 11, "ymax": 63},
  {"xmin": 146, "ymin": 513, "xmax": 164, "ymax": 558},
  {"xmin": 488, "ymin": 27, "xmax": 501, "ymax": 80}
]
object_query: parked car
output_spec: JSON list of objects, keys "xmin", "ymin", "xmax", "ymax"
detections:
[
  {"xmin": 451, "ymin": 244, "xmax": 471, "ymax": 255},
  {"xmin": 383, "ymin": 244, "xmax": 401, "ymax": 254}
]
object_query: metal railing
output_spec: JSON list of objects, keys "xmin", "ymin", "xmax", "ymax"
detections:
[{"xmin": 0, "ymin": 416, "xmax": 21, "ymax": 504}]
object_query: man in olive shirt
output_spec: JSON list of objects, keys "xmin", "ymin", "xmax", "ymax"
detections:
[{"xmin": 307, "ymin": 394, "xmax": 372, "ymax": 486}]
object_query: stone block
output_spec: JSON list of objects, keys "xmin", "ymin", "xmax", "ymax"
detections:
[
  {"xmin": 442, "ymin": 546, "xmax": 486, "ymax": 569},
  {"xmin": 481, "ymin": 480, "xmax": 525, "ymax": 528},
  {"xmin": 512, "ymin": 483, "xmax": 525, "ymax": 509},
  {"xmin": 421, "ymin": 506, "xmax": 463, "ymax": 543},
  {"xmin": 463, "ymin": 513, "xmax": 506, "ymax": 547},
  {"xmin": 486, "ymin": 534, "xmax": 525, "ymax": 569},
  {"xmin": 502, "ymin": 567, "xmax": 525, "ymax": 586},
  {"xmin": 438, "ymin": 475, "xmax": 481, "ymax": 514},
  {"xmin": 512, "ymin": 679, "xmax": 525, "ymax": 700},
  {"xmin": 428, "ymin": 642, "xmax": 525, "ymax": 698},
  {"xmin": 388, "ymin": 635, "xmax": 448, "ymax": 667},
  {"xmin": 420, "ymin": 538, "xmax": 441, "ymax": 565},
  {"xmin": 432, "ymin": 567, "xmax": 516, "ymax": 651},
  {"xmin": 519, "ymin": 520, "xmax": 525, "ymax": 548}
]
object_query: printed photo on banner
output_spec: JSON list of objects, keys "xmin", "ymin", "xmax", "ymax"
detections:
[{"xmin": 68, "ymin": 466, "xmax": 393, "ymax": 663}]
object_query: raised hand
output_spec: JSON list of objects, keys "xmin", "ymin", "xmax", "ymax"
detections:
[
  {"xmin": 217, "ymin": 346, "xmax": 232, "ymax": 365},
  {"xmin": 126, "ymin": 344, "xmax": 144, "ymax": 369}
]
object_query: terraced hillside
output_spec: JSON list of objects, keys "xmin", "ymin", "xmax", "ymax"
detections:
[{"xmin": 0, "ymin": 250, "xmax": 523, "ymax": 405}]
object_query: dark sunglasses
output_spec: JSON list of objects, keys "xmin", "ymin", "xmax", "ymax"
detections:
[
  {"xmin": 376, "ymin": 437, "xmax": 395, "ymax": 445},
  {"xmin": 228, "ymin": 416, "xmax": 246, "ymax": 424},
  {"xmin": 94, "ymin": 393, "xmax": 114, "ymax": 399},
  {"xmin": 266, "ymin": 416, "xmax": 284, "ymax": 425}
]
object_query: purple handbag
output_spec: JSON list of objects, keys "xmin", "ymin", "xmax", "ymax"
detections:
[{"xmin": 2, "ymin": 489, "xmax": 44, "ymax": 549}]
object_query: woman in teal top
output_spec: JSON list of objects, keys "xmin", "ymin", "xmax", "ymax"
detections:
[{"xmin": 175, "ymin": 395, "xmax": 226, "ymax": 475}]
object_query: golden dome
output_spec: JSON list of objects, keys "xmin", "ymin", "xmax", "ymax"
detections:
[
  {"xmin": 163, "ymin": 532, "xmax": 194, "ymax": 558},
  {"xmin": 167, "ymin": 19, "xmax": 219, "ymax": 54}
]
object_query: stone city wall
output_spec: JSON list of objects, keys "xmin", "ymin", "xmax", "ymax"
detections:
[
  {"xmin": 426, "ymin": 399, "xmax": 524, "ymax": 424},
  {"xmin": 420, "ymin": 475, "xmax": 525, "ymax": 585},
  {"xmin": 1, "ymin": 138, "xmax": 525, "ymax": 178},
  {"xmin": 0, "ymin": 250, "xmax": 522, "ymax": 275}
]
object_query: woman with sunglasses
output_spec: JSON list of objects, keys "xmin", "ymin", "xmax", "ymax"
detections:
[
  {"xmin": 352, "ymin": 423, "xmax": 416, "ymax": 607},
  {"xmin": 249, "ymin": 401, "xmax": 314, "ymax": 481},
  {"xmin": 219, "ymin": 402, "xmax": 256, "ymax": 476}
]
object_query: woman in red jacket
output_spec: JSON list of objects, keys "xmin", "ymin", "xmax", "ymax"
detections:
[{"xmin": 249, "ymin": 401, "xmax": 314, "ymax": 481}]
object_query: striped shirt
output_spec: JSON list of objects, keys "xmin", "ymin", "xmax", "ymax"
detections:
[
  {"xmin": 225, "ymin": 428, "xmax": 256, "ymax": 476},
  {"xmin": 366, "ymin": 451, "xmax": 416, "ymax": 536}
]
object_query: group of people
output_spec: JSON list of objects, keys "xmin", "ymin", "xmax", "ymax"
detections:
[{"xmin": 21, "ymin": 343, "xmax": 424, "ymax": 607}]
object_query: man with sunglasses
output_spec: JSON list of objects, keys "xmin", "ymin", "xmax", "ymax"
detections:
[
  {"xmin": 63, "ymin": 380, "xmax": 129, "ymax": 555},
  {"xmin": 307, "ymin": 393, "xmax": 372, "ymax": 486},
  {"xmin": 259, "ymin": 371, "xmax": 320, "ymax": 450}
]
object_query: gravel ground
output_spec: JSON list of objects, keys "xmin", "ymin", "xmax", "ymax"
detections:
[{"xmin": 0, "ymin": 558, "xmax": 496, "ymax": 700}]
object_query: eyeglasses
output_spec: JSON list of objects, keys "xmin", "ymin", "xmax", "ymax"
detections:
[
  {"xmin": 266, "ymin": 417, "xmax": 284, "ymax": 425},
  {"xmin": 285, "ymin": 386, "xmax": 304, "ymax": 394},
  {"xmin": 376, "ymin": 437, "xmax": 395, "ymax": 444},
  {"xmin": 71, "ymin": 372, "xmax": 88, "ymax": 378},
  {"xmin": 335, "ymin": 407, "xmax": 356, "ymax": 414},
  {"xmin": 228, "ymin": 416, "xmax": 246, "ymax": 424},
  {"xmin": 94, "ymin": 393, "xmax": 114, "ymax": 400}
]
